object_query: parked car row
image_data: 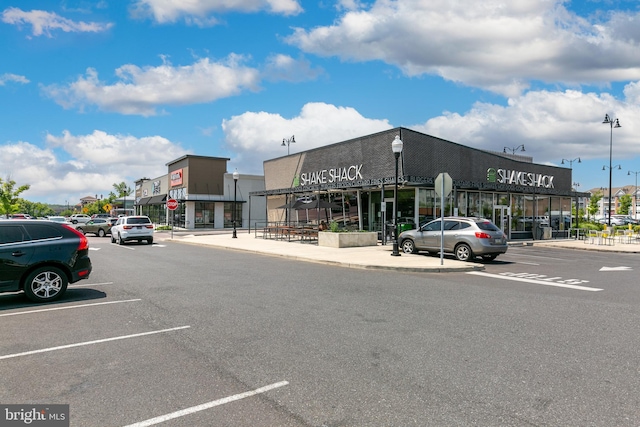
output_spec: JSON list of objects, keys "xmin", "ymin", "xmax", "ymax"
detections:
[{"xmin": 596, "ymin": 215, "xmax": 639, "ymax": 226}]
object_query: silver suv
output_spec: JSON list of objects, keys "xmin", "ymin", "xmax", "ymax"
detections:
[
  {"xmin": 110, "ymin": 216, "xmax": 154, "ymax": 245},
  {"xmin": 398, "ymin": 217, "xmax": 508, "ymax": 261}
]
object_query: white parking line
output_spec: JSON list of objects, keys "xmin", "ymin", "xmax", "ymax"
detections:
[
  {"xmin": 0, "ymin": 326, "xmax": 190, "ymax": 360},
  {"xmin": 122, "ymin": 381, "xmax": 289, "ymax": 427},
  {"xmin": 468, "ymin": 271, "xmax": 603, "ymax": 291},
  {"xmin": 111, "ymin": 243, "xmax": 136, "ymax": 250},
  {"xmin": 0, "ymin": 299, "xmax": 141, "ymax": 317},
  {"xmin": 69, "ymin": 281, "xmax": 114, "ymax": 288}
]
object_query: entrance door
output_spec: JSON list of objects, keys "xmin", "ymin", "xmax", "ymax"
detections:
[
  {"xmin": 493, "ymin": 205, "xmax": 510, "ymax": 239},
  {"xmin": 384, "ymin": 198, "xmax": 395, "ymax": 240}
]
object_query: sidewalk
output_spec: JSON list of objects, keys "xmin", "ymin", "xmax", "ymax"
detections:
[{"xmin": 156, "ymin": 230, "xmax": 640, "ymax": 273}]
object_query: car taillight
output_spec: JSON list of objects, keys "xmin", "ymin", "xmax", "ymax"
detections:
[
  {"xmin": 123, "ymin": 225, "xmax": 133, "ymax": 229},
  {"xmin": 475, "ymin": 232, "xmax": 492, "ymax": 239},
  {"xmin": 145, "ymin": 225, "xmax": 154, "ymax": 229},
  {"xmin": 63, "ymin": 224, "xmax": 89, "ymax": 250}
]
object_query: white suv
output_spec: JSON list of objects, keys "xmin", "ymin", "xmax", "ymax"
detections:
[
  {"xmin": 70, "ymin": 214, "xmax": 91, "ymax": 224},
  {"xmin": 110, "ymin": 216, "xmax": 154, "ymax": 245}
]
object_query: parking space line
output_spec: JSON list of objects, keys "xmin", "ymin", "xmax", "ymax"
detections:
[
  {"xmin": 0, "ymin": 326, "xmax": 190, "ymax": 360},
  {"xmin": 111, "ymin": 243, "xmax": 136, "ymax": 250},
  {"xmin": 122, "ymin": 381, "xmax": 289, "ymax": 427},
  {"xmin": 0, "ymin": 299, "xmax": 141, "ymax": 317},
  {"xmin": 468, "ymin": 271, "xmax": 603, "ymax": 291},
  {"xmin": 69, "ymin": 281, "xmax": 114, "ymax": 288}
]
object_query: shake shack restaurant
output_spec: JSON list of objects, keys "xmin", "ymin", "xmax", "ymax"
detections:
[{"xmin": 255, "ymin": 127, "xmax": 580, "ymax": 240}]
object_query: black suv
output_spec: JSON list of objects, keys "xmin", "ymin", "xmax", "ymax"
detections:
[{"xmin": 0, "ymin": 220, "xmax": 92, "ymax": 303}]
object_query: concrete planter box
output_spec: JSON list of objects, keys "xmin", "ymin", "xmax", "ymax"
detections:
[{"xmin": 318, "ymin": 231, "xmax": 378, "ymax": 248}]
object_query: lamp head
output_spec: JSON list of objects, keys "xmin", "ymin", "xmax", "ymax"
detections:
[
  {"xmin": 233, "ymin": 168, "xmax": 239, "ymax": 181},
  {"xmin": 614, "ymin": 119, "xmax": 621, "ymax": 128},
  {"xmin": 520, "ymin": 145, "xmax": 525, "ymax": 152},
  {"xmin": 577, "ymin": 157, "xmax": 581, "ymax": 163},
  {"xmin": 281, "ymin": 139, "xmax": 286, "ymax": 146},
  {"xmin": 603, "ymin": 114, "xmax": 611, "ymax": 124},
  {"xmin": 561, "ymin": 159, "xmax": 565, "ymax": 165},
  {"xmin": 618, "ymin": 165, "xmax": 622, "ymax": 170},
  {"xmin": 391, "ymin": 135, "xmax": 403, "ymax": 154},
  {"xmin": 602, "ymin": 166, "xmax": 606, "ymax": 171}
]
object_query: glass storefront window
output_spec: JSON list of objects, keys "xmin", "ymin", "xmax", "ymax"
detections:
[
  {"xmin": 195, "ymin": 202, "xmax": 214, "ymax": 228},
  {"xmin": 224, "ymin": 202, "xmax": 242, "ymax": 228}
]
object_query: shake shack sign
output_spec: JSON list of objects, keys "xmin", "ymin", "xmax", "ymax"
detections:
[
  {"xmin": 295, "ymin": 164, "xmax": 363, "ymax": 187},
  {"xmin": 487, "ymin": 168, "xmax": 554, "ymax": 188}
]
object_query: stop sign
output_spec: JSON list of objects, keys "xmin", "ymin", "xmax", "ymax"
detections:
[{"xmin": 167, "ymin": 199, "xmax": 178, "ymax": 210}]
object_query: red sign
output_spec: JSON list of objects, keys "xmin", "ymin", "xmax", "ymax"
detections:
[
  {"xmin": 167, "ymin": 199, "xmax": 179, "ymax": 210},
  {"xmin": 170, "ymin": 169, "xmax": 183, "ymax": 187}
]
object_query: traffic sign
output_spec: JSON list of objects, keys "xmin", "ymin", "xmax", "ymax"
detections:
[
  {"xmin": 167, "ymin": 199, "xmax": 178, "ymax": 210},
  {"xmin": 434, "ymin": 172, "xmax": 453, "ymax": 197}
]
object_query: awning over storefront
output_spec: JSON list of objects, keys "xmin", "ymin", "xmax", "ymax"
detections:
[
  {"xmin": 136, "ymin": 197, "xmax": 151, "ymax": 206},
  {"xmin": 147, "ymin": 195, "xmax": 167, "ymax": 205}
]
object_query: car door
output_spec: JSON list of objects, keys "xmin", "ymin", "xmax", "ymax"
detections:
[
  {"xmin": 442, "ymin": 220, "xmax": 461, "ymax": 252},
  {"xmin": 421, "ymin": 219, "xmax": 443, "ymax": 250},
  {"xmin": 0, "ymin": 224, "xmax": 34, "ymax": 291}
]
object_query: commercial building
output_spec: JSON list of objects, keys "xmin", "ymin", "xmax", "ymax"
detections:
[
  {"xmin": 135, "ymin": 155, "xmax": 266, "ymax": 230},
  {"xmin": 254, "ymin": 127, "xmax": 583, "ymax": 239}
]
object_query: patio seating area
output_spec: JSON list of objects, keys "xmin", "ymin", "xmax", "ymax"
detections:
[
  {"xmin": 255, "ymin": 222, "xmax": 320, "ymax": 243},
  {"xmin": 583, "ymin": 228, "xmax": 640, "ymax": 246}
]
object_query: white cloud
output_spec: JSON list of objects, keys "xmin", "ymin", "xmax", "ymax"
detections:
[
  {"xmin": 0, "ymin": 131, "xmax": 187, "ymax": 204},
  {"xmin": 262, "ymin": 54, "xmax": 324, "ymax": 82},
  {"xmin": 42, "ymin": 55, "xmax": 262, "ymax": 116},
  {"xmin": 130, "ymin": 0, "xmax": 302, "ymax": 24},
  {"xmin": 222, "ymin": 102, "xmax": 392, "ymax": 173},
  {"xmin": 1, "ymin": 7, "xmax": 113, "ymax": 38},
  {"xmin": 285, "ymin": 0, "xmax": 640, "ymax": 96},
  {"xmin": 0, "ymin": 73, "xmax": 29, "ymax": 85},
  {"xmin": 411, "ymin": 85, "xmax": 640, "ymax": 163}
]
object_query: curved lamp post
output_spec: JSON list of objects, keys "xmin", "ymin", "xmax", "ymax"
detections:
[
  {"xmin": 232, "ymin": 169, "xmax": 239, "ymax": 238},
  {"xmin": 562, "ymin": 158, "xmax": 581, "ymax": 228},
  {"xmin": 282, "ymin": 135, "xmax": 295, "ymax": 155},
  {"xmin": 503, "ymin": 144, "xmax": 525, "ymax": 154},
  {"xmin": 391, "ymin": 135, "xmax": 403, "ymax": 257},
  {"xmin": 603, "ymin": 114, "xmax": 621, "ymax": 226}
]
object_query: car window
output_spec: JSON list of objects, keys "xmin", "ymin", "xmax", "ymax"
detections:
[
  {"xmin": 0, "ymin": 225, "xmax": 26, "ymax": 244},
  {"xmin": 422, "ymin": 221, "xmax": 441, "ymax": 232},
  {"xmin": 127, "ymin": 217, "xmax": 151, "ymax": 225},
  {"xmin": 443, "ymin": 220, "xmax": 460, "ymax": 230},
  {"xmin": 24, "ymin": 224, "xmax": 64, "ymax": 240},
  {"xmin": 459, "ymin": 222, "xmax": 471, "ymax": 230},
  {"xmin": 476, "ymin": 221, "xmax": 500, "ymax": 231},
  {"xmin": 93, "ymin": 219, "xmax": 106, "ymax": 224}
]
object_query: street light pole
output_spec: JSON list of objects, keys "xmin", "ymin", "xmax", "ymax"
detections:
[
  {"xmin": 282, "ymin": 135, "xmax": 295, "ymax": 155},
  {"xmin": 629, "ymin": 170, "xmax": 640, "ymax": 220},
  {"xmin": 572, "ymin": 182, "xmax": 580, "ymax": 234},
  {"xmin": 562, "ymin": 158, "xmax": 581, "ymax": 229},
  {"xmin": 503, "ymin": 144, "xmax": 525, "ymax": 155},
  {"xmin": 232, "ymin": 169, "xmax": 239, "ymax": 238},
  {"xmin": 391, "ymin": 135, "xmax": 403, "ymax": 257},
  {"xmin": 603, "ymin": 114, "xmax": 621, "ymax": 226}
]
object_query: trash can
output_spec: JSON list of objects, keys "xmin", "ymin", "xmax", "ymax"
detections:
[{"xmin": 542, "ymin": 226, "xmax": 552, "ymax": 240}]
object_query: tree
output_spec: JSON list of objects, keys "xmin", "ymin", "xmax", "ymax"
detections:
[
  {"xmin": 618, "ymin": 194, "xmax": 632, "ymax": 215},
  {"xmin": 19, "ymin": 200, "xmax": 54, "ymax": 218},
  {"xmin": 588, "ymin": 192, "xmax": 602, "ymax": 221},
  {"xmin": 0, "ymin": 177, "xmax": 30, "ymax": 218},
  {"xmin": 112, "ymin": 181, "xmax": 133, "ymax": 198}
]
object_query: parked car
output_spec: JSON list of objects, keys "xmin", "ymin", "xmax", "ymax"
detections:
[
  {"xmin": 110, "ymin": 216, "xmax": 154, "ymax": 245},
  {"xmin": 10, "ymin": 214, "xmax": 30, "ymax": 219},
  {"xmin": 0, "ymin": 220, "xmax": 92, "ymax": 302},
  {"xmin": 398, "ymin": 216, "xmax": 508, "ymax": 261},
  {"xmin": 91, "ymin": 213, "xmax": 112, "ymax": 219},
  {"xmin": 76, "ymin": 218, "xmax": 114, "ymax": 237},
  {"xmin": 70, "ymin": 214, "xmax": 91, "ymax": 224},
  {"xmin": 47, "ymin": 216, "xmax": 72, "ymax": 224},
  {"xmin": 598, "ymin": 215, "xmax": 636, "ymax": 226}
]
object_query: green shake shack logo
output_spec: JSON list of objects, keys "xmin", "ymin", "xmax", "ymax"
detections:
[
  {"xmin": 488, "ymin": 167, "xmax": 555, "ymax": 188},
  {"xmin": 293, "ymin": 174, "xmax": 300, "ymax": 187}
]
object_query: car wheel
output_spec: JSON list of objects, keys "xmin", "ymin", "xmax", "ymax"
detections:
[
  {"xmin": 98, "ymin": 229, "xmax": 106, "ymax": 237},
  {"xmin": 147, "ymin": 238, "xmax": 153, "ymax": 245},
  {"xmin": 118, "ymin": 233, "xmax": 125, "ymax": 245},
  {"xmin": 23, "ymin": 266, "xmax": 68, "ymax": 303},
  {"xmin": 400, "ymin": 239, "xmax": 417, "ymax": 254},
  {"xmin": 481, "ymin": 254, "xmax": 497, "ymax": 261},
  {"xmin": 76, "ymin": 227, "xmax": 85, "ymax": 234},
  {"xmin": 454, "ymin": 243, "xmax": 472, "ymax": 262},
  {"xmin": 111, "ymin": 234, "xmax": 116, "ymax": 243},
  {"xmin": 72, "ymin": 220, "xmax": 78, "ymax": 224}
]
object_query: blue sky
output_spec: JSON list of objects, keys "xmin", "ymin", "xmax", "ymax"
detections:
[{"xmin": 1, "ymin": 0, "xmax": 640, "ymax": 204}]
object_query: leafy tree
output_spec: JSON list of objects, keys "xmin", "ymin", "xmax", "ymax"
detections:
[
  {"xmin": 587, "ymin": 192, "xmax": 602, "ymax": 221},
  {"xmin": 112, "ymin": 182, "xmax": 133, "ymax": 198},
  {"xmin": 0, "ymin": 177, "xmax": 30, "ymax": 218},
  {"xmin": 18, "ymin": 200, "xmax": 54, "ymax": 218},
  {"xmin": 618, "ymin": 194, "xmax": 632, "ymax": 215}
]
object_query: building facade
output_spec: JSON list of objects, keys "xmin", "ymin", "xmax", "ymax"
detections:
[
  {"xmin": 135, "ymin": 155, "xmax": 266, "ymax": 230},
  {"xmin": 255, "ymin": 128, "xmax": 582, "ymax": 239}
]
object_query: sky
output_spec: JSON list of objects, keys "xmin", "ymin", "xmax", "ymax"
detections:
[{"xmin": 1, "ymin": 0, "xmax": 640, "ymax": 205}]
